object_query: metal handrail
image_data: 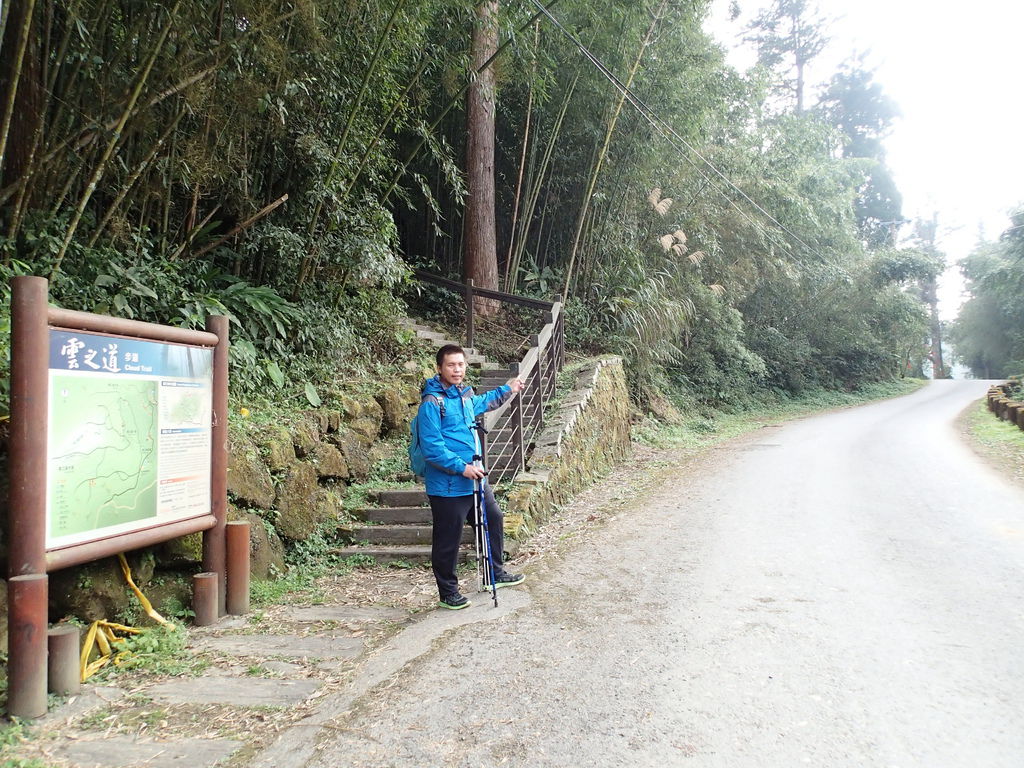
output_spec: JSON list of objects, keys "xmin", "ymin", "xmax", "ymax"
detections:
[
  {"xmin": 413, "ymin": 268, "xmax": 557, "ymax": 349},
  {"xmin": 413, "ymin": 268, "xmax": 565, "ymax": 485}
]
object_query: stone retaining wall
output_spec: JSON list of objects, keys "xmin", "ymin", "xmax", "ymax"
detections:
[
  {"xmin": 504, "ymin": 357, "xmax": 632, "ymax": 534},
  {"xmin": 213, "ymin": 380, "xmax": 422, "ymax": 580},
  {"xmin": 987, "ymin": 382, "xmax": 1024, "ymax": 429},
  {"xmin": 4, "ymin": 378, "xmax": 425, "ymax": 635}
]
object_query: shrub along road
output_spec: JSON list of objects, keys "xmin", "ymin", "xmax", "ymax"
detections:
[{"xmin": 296, "ymin": 379, "xmax": 1023, "ymax": 767}]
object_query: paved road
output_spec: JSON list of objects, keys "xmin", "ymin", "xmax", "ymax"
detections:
[{"xmin": 308, "ymin": 380, "xmax": 1024, "ymax": 767}]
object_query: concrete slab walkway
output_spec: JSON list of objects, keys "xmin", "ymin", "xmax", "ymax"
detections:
[{"xmin": 17, "ymin": 568, "xmax": 523, "ymax": 768}]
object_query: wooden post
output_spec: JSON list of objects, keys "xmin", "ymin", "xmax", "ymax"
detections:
[
  {"xmin": 193, "ymin": 572, "xmax": 219, "ymax": 627},
  {"xmin": 8, "ymin": 574, "xmax": 49, "ymax": 718},
  {"xmin": 204, "ymin": 315, "xmax": 229, "ymax": 617},
  {"xmin": 226, "ymin": 521, "xmax": 251, "ymax": 616},
  {"xmin": 48, "ymin": 625, "xmax": 81, "ymax": 696},
  {"xmin": 466, "ymin": 278, "xmax": 475, "ymax": 351},
  {"xmin": 8, "ymin": 277, "xmax": 50, "ymax": 718}
]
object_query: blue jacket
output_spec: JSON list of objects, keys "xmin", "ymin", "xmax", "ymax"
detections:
[{"xmin": 418, "ymin": 375, "xmax": 514, "ymax": 496}]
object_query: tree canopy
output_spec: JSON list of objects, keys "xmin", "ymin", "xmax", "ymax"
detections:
[
  {"xmin": 0, "ymin": 0, "xmax": 938, "ymax": 414},
  {"xmin": 950, "ymin": 210, "xmax": 1024, "ymax": 378}
]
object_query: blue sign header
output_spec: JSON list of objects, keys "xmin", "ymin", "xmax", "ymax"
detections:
[{"xmin": 49, "ymin": 329, "xmax": 213, "ymax": 379}]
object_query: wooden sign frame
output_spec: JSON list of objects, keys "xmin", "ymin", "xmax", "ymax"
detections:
[{"xmin": 6, "ymin": 276, "xmax": 229, "ymax": 717}]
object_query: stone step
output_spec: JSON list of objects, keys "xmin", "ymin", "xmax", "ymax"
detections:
[
  {"xmin": 351, "ymin": 525, "xmax": 474, "ymax": 545},
  {"xmin": 416, "ymin": 330, "xmax": 447, "ymax": 341},
  {"xmin": 332, "ymin": 540, "xmax": 518, "ymax": 564},
  {"xmin": 417, "ymin": 333, "xmax": 464, "ymax": 348},
  {"xmin": 148, "ymin": 677, "xmax": 322, "ymax": 707},
  {"xmin": 353, "ymin": 506, "xmax": 432, "ymax": 524},
  {"xmin": 371, "ymin": 488, "xmax": 428, "ymax": 507},
  {"xmin": 332, "ymin": 544, "xmax": 471, "ymax": 563}
]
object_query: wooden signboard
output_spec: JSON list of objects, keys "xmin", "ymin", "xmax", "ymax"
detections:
[{"xmin": 6, "ymin": 276, "xmax": 229, "ymax": 718}]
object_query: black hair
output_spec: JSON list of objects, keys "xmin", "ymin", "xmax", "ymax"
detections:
[{"xmin": 436, "ymin": 344, "xmax": 465, "ymax": 368}]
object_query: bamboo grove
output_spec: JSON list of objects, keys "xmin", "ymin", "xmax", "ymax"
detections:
[{"xmin": 0, "ymin": 0, "xmax": 943, "ymax": 412}]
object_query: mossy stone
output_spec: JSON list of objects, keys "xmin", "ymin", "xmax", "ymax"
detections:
[
  {"xmin": 274, "ymin": 461, "xmax": 321, "ymax": 541},
  {"xmin": 316, "ymin": 487, "xmax": 343, "ymax": 521},
  {"xmin": 158, "ymin": 532, "xmax": 204, "ymax": 567},
  {"xmin": 49, "ymin": 552, "xmax": 157, "ymax": 624},
  {"xmin": 259, "ymin": 426, "xmax": 296, "ymax": 472},
  {"xmin": 337, "ymin": 395, "xmax": 363, "ymax": 420},
  {"xmin": 303, "ymin": 409, "xmax": 329, "ymax": 433},
  {"xmin": 325, "ymin": 410, "xmax": 342, "ymax": 433},
  {"xmin": 291, "ymin": 418, "xmax": 320, "ymax": 459},
  {"xmin": 329, "ymin": 428, "xmax": 372, "ymax": 482},
  {"xmin": 343, "ymin": 394, "xmax": 383, "ymax": 439},
  {"xmin": 311, "ymin": 442, "xmax": 349, "ymax": 481},
  {"xmin": 376, "ymin": 383, "xmax": 418, "ymax": 437},
  {"xmin": 227, "ymin": 433, "xmax": 275, "ymax": 509}
]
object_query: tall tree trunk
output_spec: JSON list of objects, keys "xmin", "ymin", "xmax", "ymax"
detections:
[
  {"xmin": 503, "ymin": 20, "xmax": 539, "ymax": 289},
  {"xmin": 464, "ymin": 0, "xmax": 500, "ymax": 316},
  {"xmin": 561, "ymin": 0, "xmax": 667, "ymax": 299},
  {"xmin": 923, "ymin": 276, "xmax": 945, "ymax": 378},
  {"xmin": 917, "ymin": 213, "xmax": 946, "ymax": 378},
  {"xmin": 0, "ymin": 0, "xmax": 41, "ymax": 195}
]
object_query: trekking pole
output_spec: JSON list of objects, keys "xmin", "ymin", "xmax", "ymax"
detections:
[
  {"xmin": 473, "ymin": 467, "xmax": 485, "ymax": 590},
  {"xmin": 471, "ymin": 420, "xmax": 498, "ymax": 606},
  {"xmin": 473, "ymin": 462, "xmax": 498, "ymax": 607}
]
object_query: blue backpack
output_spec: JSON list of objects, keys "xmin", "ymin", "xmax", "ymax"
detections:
[
  {"xmin": 408, "ymin": 394, "xmax": 444, "ymax": 477},
  {"xmin": 408, "ymin": 389, "xmax": 476, "ymax": 477}
]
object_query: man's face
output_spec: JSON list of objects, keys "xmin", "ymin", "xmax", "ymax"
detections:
[{"xmin": 438, "ymin": 352, "xmax": 467, "ymax": 387}]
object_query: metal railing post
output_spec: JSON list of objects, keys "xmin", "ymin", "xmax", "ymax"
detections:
[
  {"xmin": 532, "ymin": 334, "xmax": 547, "ymax": 425},
  {"xmin": 510, "ymin": 362, "xmax": 525, "ymax": 475},
  {"xmin": 478, "ymin": 414, "xmax": 489, "ymax": 468},
  {"xmin": 554, "ymin": 296, "xmax": 565, "ymax": 369}
]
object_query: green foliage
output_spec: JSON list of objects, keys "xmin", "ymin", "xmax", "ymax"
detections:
[
  {"xmin": 634, "ymin": 376, "xmax": 924, "ymax": 448},
  {"xmin": 159, "ymin": 596, "xmax": 196, "ymax": 621},
  {"xmin": 950, "ymin": 215, "xmax": 1024, "ymax": 378},
  {"xmin": 97, "ymin": 625, "xmax": 205, "ymax": 679},
  {"xmin": 0, "ymin": 0, "xmax": 932, "ymax": 422}
]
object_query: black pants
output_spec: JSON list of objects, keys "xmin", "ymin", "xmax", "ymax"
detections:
[{"xmin": 428, "ymin": 484, "xmax": 504, "ymax": 598}]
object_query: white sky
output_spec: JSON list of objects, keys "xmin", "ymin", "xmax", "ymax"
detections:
[{"xmin": 704, "ymin": 0, "xmax": 1024, "ymax": 319}]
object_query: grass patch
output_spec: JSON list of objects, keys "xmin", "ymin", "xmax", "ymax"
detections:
[
  {"xmin": 250, "ymin": 568, "xmax": 324, "ymax": 607},
  {"xmin": 89, "ymin": 625, "xmax": 207, "ymax": 681},
  {"xmin": 0, "ymin": 717, "xmax": 60, "ymax": 768},
  {"xmin": 635, "ymin": 378, "xmax": 926, "ymax": 450},
  {"xmin": 961, "ymin": 399, "xmax": 1024, "ymax": 486}
]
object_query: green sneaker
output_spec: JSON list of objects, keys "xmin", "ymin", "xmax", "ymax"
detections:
[
  {"xmin": 438, "ymin": 593, "xmax": 471, "ymax": 610},
  {"xmin": 493, "ymin": 572, "xmax": 526, "ymax": 589}
]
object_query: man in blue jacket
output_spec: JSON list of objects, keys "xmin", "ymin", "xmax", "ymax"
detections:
[{"xmin": 418, "ymin": 344, "xmax": 526, "ymax": 609}]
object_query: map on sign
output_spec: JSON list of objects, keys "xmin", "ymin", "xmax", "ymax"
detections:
[
  {"xmin": 46, "ymin": 329, "xmax": 213, "ymax": 550},
  {"xmin": 48, "ymin": 377, "xmax": 159, "ymax": 538}
]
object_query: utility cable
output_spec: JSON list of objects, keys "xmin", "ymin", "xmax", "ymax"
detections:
[{"xmin": 527, "ymin": 0, "xmax": 834, "ymax": 270}]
